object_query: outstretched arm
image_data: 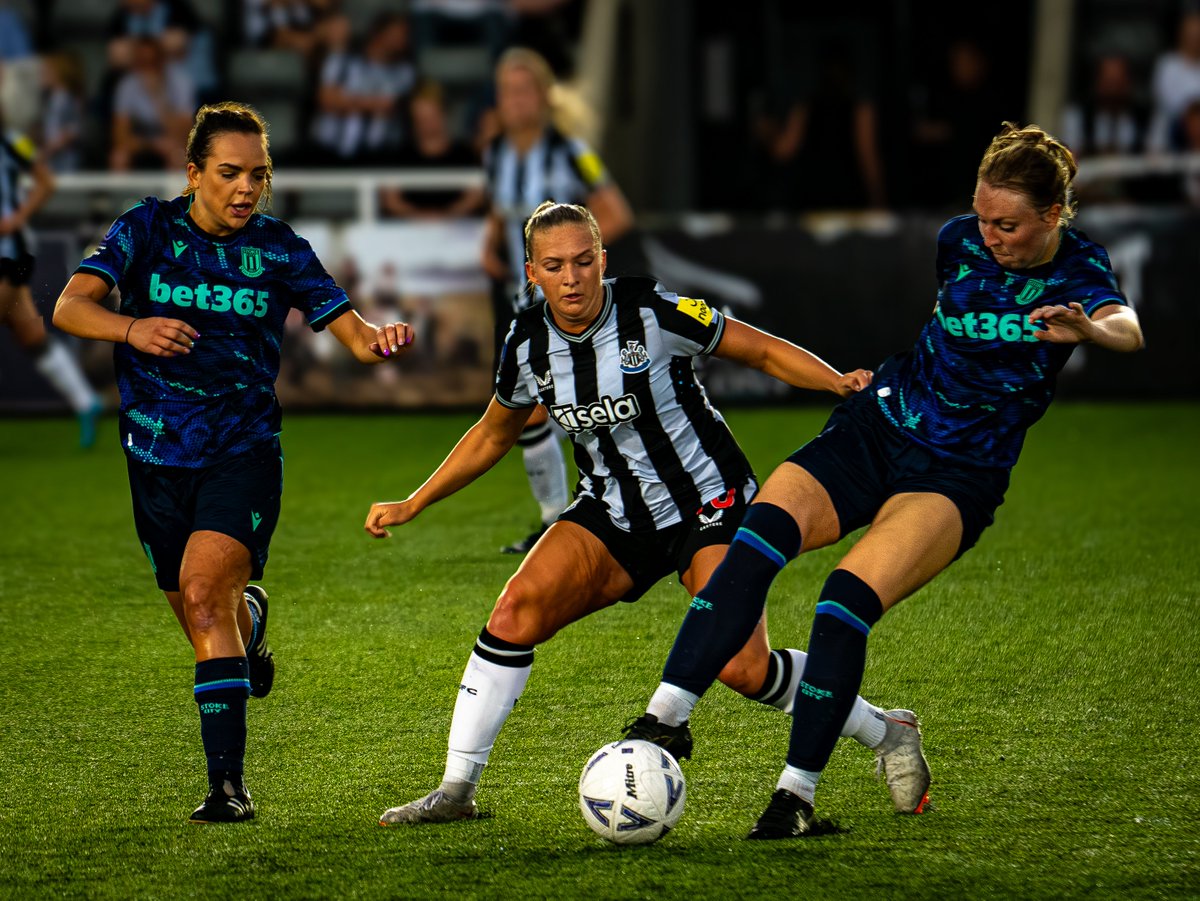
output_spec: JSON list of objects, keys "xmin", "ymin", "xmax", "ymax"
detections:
[
  {"xmin": 713, "ymin": 317, "xmax": 872, "ymax": 398},
  {"xmin": 326, "ymin": 308, "xmax": 415, "ymax": 363},
  {"xmin": 365, "ymin": 398, "xmax": 535, "ymax": 537},
  {"xmin": 1028, "ymin": 303, "xmax": 1144, "ymax": 353}
]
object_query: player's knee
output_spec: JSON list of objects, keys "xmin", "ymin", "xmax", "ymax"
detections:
[
  {"xmin": 179, "ymin": 578, "xmax": 234, "ymax": 633},
  {"xmin": 490, "ymin": 578, "xmax": 552, "ymax": 645}
]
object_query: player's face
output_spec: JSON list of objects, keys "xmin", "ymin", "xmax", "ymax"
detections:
[
  {"xmin": 186, "ymin": 132, "xmax": 269, "ymax": 237},
  {"xmin": 526, "ymin": 224, "xmax": 606, "ymax": 334},
  {"xmin": 973, "ymin": 181, "xmax": 1062, "ymax": 270},
  {"xmin": 497, "ymin": 65, "xmax": 546, "ymax": 132}
]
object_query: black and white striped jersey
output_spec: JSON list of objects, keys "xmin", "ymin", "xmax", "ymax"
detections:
[
  {"xmin": 495, "ymin": 276, "xmax": 755, "ymax": 531},
  {"xmin": 0, "ymin": 129, "xmax": 35, "ymax": 261},
  {"xmin": 484, "ymin": 124, "xmax": 609, "ymax": 306}
]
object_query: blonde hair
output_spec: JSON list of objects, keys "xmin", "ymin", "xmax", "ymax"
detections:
[
  {"xmin": 977, "ymin": 122, "xmax": 1077, "ymax": 224},
  {"xmin": 523, "ymin": 200, "xmax": 601, "ymax": 263},
  {"xmin": 181, "ymin": 101, "xmax": 273, "ymax": 210},
  {"xmin": 496, "ymin": 46, "xmax": 594, "ymax": 139}
]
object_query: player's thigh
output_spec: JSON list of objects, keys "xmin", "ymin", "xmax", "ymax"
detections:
[
  {"xmin": 753, "ymin": 461, "xmax": 842, "ymax": 552},
  {"xmin": 488, "ymin": 520, "xmax": 633, "ymax": 642},
  {"xmin": 2, "ymin": 285, "xmax": 45, "ymax": 345},
  {"xmin": 837, "ymin": 492, "xmax": 962, "ymax": 610}
]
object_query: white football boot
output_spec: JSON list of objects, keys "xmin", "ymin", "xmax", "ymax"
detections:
[
  {"xmin": 379, "ymin": 788, "xmax": 478, "ymax": 825},
  {"xmin": 874, "ymin": 709, "xmax": 931, "ymax": 813}
]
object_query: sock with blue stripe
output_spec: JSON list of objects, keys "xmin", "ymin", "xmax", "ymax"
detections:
[
  {"xmin": 652, "ymin": 503, "xmax": 801, "ymax": 721},
  {"xmin": 194, "ymin": 656, "xmax": 251, "ymax": 786},
  {"xmin": 786, "ymin": 569, "xmax": 883, "ymax": 774}
]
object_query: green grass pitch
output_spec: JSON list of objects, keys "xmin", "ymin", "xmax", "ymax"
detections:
[{"xmin": 1, "ymin": 403, "xmax": 1197, "ymax": 900}]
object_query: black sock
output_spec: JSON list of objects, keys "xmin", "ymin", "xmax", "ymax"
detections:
[
  {"xmin": 786, "ymin": 569, "xmax": 883, "ymax": 772},
  {"xmin": 194, "ymin": 657, "xmax": 250, "ymax": 786},
  {"xmin": 661, "ymin": 503, "xmax": 801, "ymax": 696}
]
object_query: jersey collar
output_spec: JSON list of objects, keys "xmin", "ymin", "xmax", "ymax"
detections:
[{"xmin": 543, "ymin": 281, "xmax": 613, "ymax": 343}]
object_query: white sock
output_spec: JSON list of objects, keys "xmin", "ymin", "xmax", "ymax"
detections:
[
  {"xmin": 758, "ymin": 648, "xmax": 887, "ymax": 747},
  {"xmin": 441, "ymin": 648, "xmax": 533, "ymax": 798},
  {"xmin": 841, "ymin": 698, "xmax": 888, "ymax": 748},
  {"xmin": 777, "ymin": 765, "xmax": 819, "ymax": 804},
  {"xmin": 519, "ymin": 423, "xmax": 569, "ymax": 524},
  {"xmin": 646, "ymin": 683, "xmax": 699, "ymax": 727},
  {"xmin": 35, "ymin": 339, "xmax": 98, "ymax": 413}
]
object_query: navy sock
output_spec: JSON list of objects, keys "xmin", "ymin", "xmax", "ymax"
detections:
[
  {"xmin": 194, "ymin": 657, "xmax": 251, "ymax": 785},
  {"xmin": 661, "ymin": 503, "xmax": 801, "ymax": 696},
  {"xmin": 786, "ymin": 569, "xmax": 883, "ymax": 772}
]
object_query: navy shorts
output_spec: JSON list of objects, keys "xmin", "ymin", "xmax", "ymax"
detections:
[
  {"xmin": 786, "ymin": 400, "xmax": 1010, "ymax": 558},
  {"xmin": 557, "ymin": 479, "xmax": 756, "ymax": 603},
  {"xmin": 126, "ymin": 439, "xmax": 283, "ymax": 591},
  {"xmin": 0, "ymin": 254, "xmax": 34, "ymax": 286}
]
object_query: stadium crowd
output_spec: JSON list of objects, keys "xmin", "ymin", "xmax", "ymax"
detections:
[{"xmin": 0, "ymin": 1, "xmax": 1197, "ymax": 210}]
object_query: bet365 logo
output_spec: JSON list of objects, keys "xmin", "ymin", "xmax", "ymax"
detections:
[
  {"xmin": 149, "ymin": 272, "xmax": 269, "ymax": 318},
  {"xmin": 935, "ymin": 305, "xmax": 1041, "ymax": 344}
]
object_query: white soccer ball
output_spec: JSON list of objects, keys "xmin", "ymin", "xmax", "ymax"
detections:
[{"xmin": 578, "ymin": 739, "xmax": 686, "ymax": 845}]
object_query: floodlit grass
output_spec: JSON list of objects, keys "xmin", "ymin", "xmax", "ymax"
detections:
[{"xmin": 1, "ymin": 404, "xmax": 1197, "ymax": 899}]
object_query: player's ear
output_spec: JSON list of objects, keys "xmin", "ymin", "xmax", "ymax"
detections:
[
  {"xmin": 1043, "ymin": 202, "xmax": 1062, "ymax": 227},
  {"xmin": 525, "ymin": 259, "xmax": 537, "ymax": 286},
  {"xmin": 600, "ymin": 248, "xmax": 607, "ymax": 276}
]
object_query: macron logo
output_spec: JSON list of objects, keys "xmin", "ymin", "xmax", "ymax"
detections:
[{"xmin": 172, "ymin": 239, "xmax": 188, "ymax": 258}]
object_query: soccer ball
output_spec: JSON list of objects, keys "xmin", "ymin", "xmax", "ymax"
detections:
[{"xmin": 578, "ymin": 739, "xmax": 686, "ymax": 845}]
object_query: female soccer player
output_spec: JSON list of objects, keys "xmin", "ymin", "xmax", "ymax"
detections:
[
  {"xmin": 628, "ymin": 122, "xmax": 1145, "ymax": 838},
  {"xmin": 53, "ymin": 102, "xmax": 413, "ymax": 823},
  {"xmin": 365, "ymin": 202, "xmax": 925, "ymax": 826},
  {"xmin": 482, "ymin": 47, "xmax": 635, "ymax": 555}
]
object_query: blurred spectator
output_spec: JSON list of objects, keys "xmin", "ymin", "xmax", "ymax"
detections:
[
  {"xmin": 410, "ymin": 0, "xmax": 512, "ymax": 60},
  {"xmin": 751, "ymin": 12, "xmax": 886, "ymax": 211},
  {"xmin": 309, "ymin": 12, "xmax": 416, "ymax": 165},
  {"xmin": 912, "ymin": 37, "xmax": 1011, "ymax": 209},
  {"xmin": 109, "ymin": 36, "xmax": 195, "ymax": 171},
  {"xmin": 380, "ymin": 81, "xmax": 486, "ymax": 219},
  {"xmin": 242, "ymin": 0, "xmax": 349, "ymax": 64},
  {"xmin": 40, "ymin": 52, "xmax": 86, "ymax": 173},
  {"xmin": 1061, "ymin": 54, "xmax": 1147, "ymax": 157},
  {"xmin": 107, "ymin": 0, "xmax": 198, "ymax": 70},
  {"xmin": 1148, "ymin": 9, "xmax": 1200, "ymax": 153},
  {"xmin": 0, "ymin": 1, "xmax": 33, "ymax": 60}
]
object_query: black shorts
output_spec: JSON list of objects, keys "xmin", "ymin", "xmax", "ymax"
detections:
[
  {"xmin": 786, "ymin": 400, "xmax": 1010, "ymax": 558},
  {"xmin": 0, "ymin": 254, "xmax": 34, "ymax": 286},
  {"xmin": 557, "ymin": 480, "xmax": 756, "ymax": 603},
  {"xmin": 126, "ymin": 439, "xmax": 283, "ymax": 591}
]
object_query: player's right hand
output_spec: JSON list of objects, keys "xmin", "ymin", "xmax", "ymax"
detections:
[
  {"xmin": 364, "ymin": 500, "xmax": 418, "ymax": 538},
  {"xmin": 127, "ymin": 317, "xmax": 199, "ymax": 357}
]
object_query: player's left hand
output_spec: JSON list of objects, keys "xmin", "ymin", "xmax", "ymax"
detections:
[
  {"xmin": 833, "ymin": 368, "xmax": 873, "ymax": 397},
  {"xmin": 1028, "ymin": 302, "xmax": 1094, "ymax": 344},
  {"xmin": 369, "ymin": 322, "xmax": 415, "ymax": 358}
]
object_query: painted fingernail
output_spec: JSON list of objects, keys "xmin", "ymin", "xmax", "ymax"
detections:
[
  {"xmin": 390, "ymin": 344, "xmax": 399, "ymax": 353},
  {"xmin": 383, "ymin": 348, "xmax": 390, "ymax": 356}
]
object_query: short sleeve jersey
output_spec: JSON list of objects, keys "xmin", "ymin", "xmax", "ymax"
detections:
[
  {"xmin": 866, "ymin": 214, "xmax": 1128, "ymax": 468},
  {"xmin": 495, "ymin": 276, "xmax": 753, "ymax": 531},
  {"xmin": 485, "ymin": 125, "xmax": 610, "ymax": 293},
  {"xmin": 76, "ymin": 195, "xmax": 351, "ymax": 467},
  {"xmin": 0, "ymin": 129, "xmax": 36, "ymax": 260}
]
